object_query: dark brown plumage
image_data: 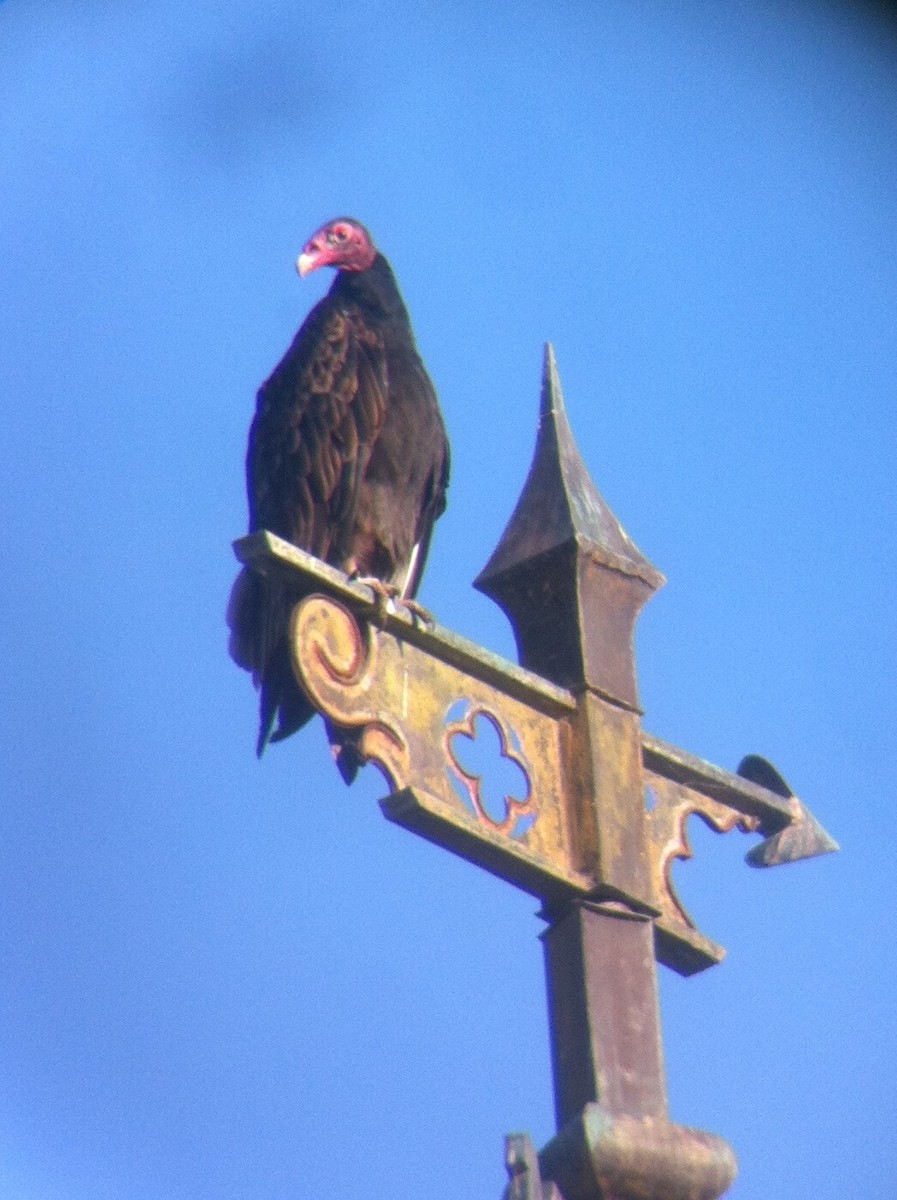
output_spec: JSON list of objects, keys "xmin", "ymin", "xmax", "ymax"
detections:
[{"xmin": 228, "ymin": 217, "xmax": 449, "ymax": 759}]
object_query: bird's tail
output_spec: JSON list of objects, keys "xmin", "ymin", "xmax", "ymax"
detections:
[
  {"xmin": 227, "ymin": 566, "xmax": 315, "ymax": 756},
  {"xmin": 227, "ymin": 564, "xmax": 373, "ymax": 775}
]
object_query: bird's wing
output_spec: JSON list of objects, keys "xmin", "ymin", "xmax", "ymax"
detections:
[
  {"xmin": 247, "ymin": 303, "xmax": 389, "ymax": 565},
  {"xmin": 403, "ymin": 409, "xmax": 450, "ymax": 598}
]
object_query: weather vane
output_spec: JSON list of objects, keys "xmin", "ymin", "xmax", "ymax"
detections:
[{"xmin": 233, "ymin": 343, "xmax": 836, "ymax": 1200}]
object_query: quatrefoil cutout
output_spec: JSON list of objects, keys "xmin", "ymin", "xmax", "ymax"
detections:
[{"xmin": 443, "ymin": 702, "xmax": 537, "ymax": 839}]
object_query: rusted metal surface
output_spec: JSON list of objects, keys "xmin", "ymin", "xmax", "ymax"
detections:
[
  {"xmin": 289, "ymin": 589, "xmax": 591, "ymax": 903},
  {"xmin": 281, "ymin": 584, "xmax": 839, "ymax": 959},
  {"xmin": 738, "ymin": 754, "xmax": 839, "ymax": 867},
  {"xmin": 234, "ymin": 531, "xmax": 576, "ymax": 718},
  {"xmin": 504, "ymin": 1135, "xmax": 564, "ymax": 1200},
  {"xmin": 235, "ymin": 344, "xmax": 837, "ymax": 1200},
  {"xmin": 539, "ymin": 1107, "xmax": 738, "ymax": 1200},
  {"xmin": 565, "ymin": 691, "xmax": 655, "ymax": 915},
  {"xmin": 542, "ymin": 902, "xmax": 666, "ymax": 1129},
  {"xmin": 641, "ymin": 735, "xmax": 838, "ymax": 973},
  {"xmin": 474, "ymin": 346, "xmax": 664, "ymax": 712}
]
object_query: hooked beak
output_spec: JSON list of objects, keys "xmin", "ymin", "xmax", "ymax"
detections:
[{"xmin": 296, "ymin": 252, "xmax": 316, "ymax": 277}]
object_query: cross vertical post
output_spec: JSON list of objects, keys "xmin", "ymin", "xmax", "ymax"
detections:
[
  {"xmin": 542, "ymin": 902, "xmax": 666, "ymax": 1129},
  {"xmin": 475, "ymin": 348, "xmax": 736, "ymax": 1199}
]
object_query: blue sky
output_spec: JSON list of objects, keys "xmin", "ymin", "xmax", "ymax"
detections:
[{"xmin": 1, "ymin": 2, "xmax": 896, "ymax": 1197}]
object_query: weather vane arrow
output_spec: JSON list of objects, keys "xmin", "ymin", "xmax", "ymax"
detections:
[{"xmin": 233, "ymin": 344, "xmax": 837, "ymax": 1200}]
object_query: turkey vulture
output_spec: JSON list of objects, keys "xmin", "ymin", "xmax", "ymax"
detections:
[{"xmin": 228, "ymin": 216, "xmax": 450, "ymax": 759}]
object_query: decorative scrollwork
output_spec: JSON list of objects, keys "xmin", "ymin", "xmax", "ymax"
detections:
[
  {"xmin": 648, "ymin": 779, "xmax": 760, "ymax": 932},
  {"xmin": 444, "ymin": 703, "xmax": 537, "ymax": 839},
  {"xmin": 286, "ymin": 589, "xmax": 594, "ymax": 904},
  {"xmin": 290, "ymin": 595, "xmax": 410, "ymax": 788},
  {"xmin": 645, "ymin": 772, "xmax": 763, "ymax": 971}
]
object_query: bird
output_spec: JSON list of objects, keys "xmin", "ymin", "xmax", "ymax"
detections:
[{"xmin": 227, "ymin": 216, "xmax": 450, "ymax": 763}]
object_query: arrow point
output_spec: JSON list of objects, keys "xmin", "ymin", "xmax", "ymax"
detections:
[
  {"xmin": 745, "ymin": 802, "xmax": 840, "ymax": 867},
  {"xmin": 738, "ymin": 755, "xmax": 840, "ymax": 868}
]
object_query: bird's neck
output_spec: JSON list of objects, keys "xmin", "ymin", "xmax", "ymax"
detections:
[{"xmin": 334, "ymin": 254, "xmax": 410, "ymax": 324}]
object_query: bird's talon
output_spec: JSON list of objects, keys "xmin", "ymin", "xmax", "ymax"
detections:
[
  {"xmin": 352, "ymin": 575, "xmax": 401, "ymax": 624},
  {"xmin": 400, "ymin": 598, "xmax": 436, "ymax": 627}
]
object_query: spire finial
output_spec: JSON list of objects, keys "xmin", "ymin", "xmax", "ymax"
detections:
[
  {"xmin": 475, "ymin": 346, "xmax": 664, "ymax": 708},
  {"xmin": 541, "ymin": 341, "xmax": 562, "ymax": 417}
]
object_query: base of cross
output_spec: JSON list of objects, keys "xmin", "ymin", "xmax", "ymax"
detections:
[
  {"xmin": 504, "ymin": 1114, "xmax": 737, "ymax": 1200},
  {"xmin": 499, "ymin": 900, "xmax": 738, "ymax": 1200}
]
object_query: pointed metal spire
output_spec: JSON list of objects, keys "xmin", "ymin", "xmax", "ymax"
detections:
[
  {"xmin": 477, "ymin": 345, "xmax": 663, "ymax": 588},
  {"xmin": 475, "ymin": 345, "xmax": 664, "ymax": 709}
]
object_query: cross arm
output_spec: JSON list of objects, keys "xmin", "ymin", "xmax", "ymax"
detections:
[
  {"xmin": 643, "ymin": 732, "xmax": 838, "ymax": 974},
  {"xmin": 232, "ymin": 531, "xmax": 836, "ymax": 978}
]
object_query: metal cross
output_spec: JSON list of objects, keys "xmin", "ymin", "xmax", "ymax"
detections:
[{"xmin": 233, "ymin": 345, "xmax": 837, "ymax": 1200}]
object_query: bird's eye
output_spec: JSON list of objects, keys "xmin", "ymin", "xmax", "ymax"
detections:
[{"xmin": 329, "ymin": 225, "xmax": 350, "ymax": 245}]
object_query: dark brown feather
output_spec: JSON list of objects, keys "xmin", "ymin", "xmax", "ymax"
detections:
[{"xmin": 228, "ymin": 241, "xmax": 449, "ymax": 757}]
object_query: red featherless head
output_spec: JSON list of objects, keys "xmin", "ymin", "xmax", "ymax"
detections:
[{"xmin": 296, "ymin": 217, "xmax": 377, "ymax": 277}]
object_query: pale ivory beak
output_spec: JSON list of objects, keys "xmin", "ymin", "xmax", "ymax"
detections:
[{"xmin": 296, "ymin": 252, "xmax": 315, "ymax": 277}]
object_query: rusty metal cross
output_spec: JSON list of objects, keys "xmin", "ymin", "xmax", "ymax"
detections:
[{"xmin": 233, "ymin": 345, "xmax": 837, "ymax": 1200}]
